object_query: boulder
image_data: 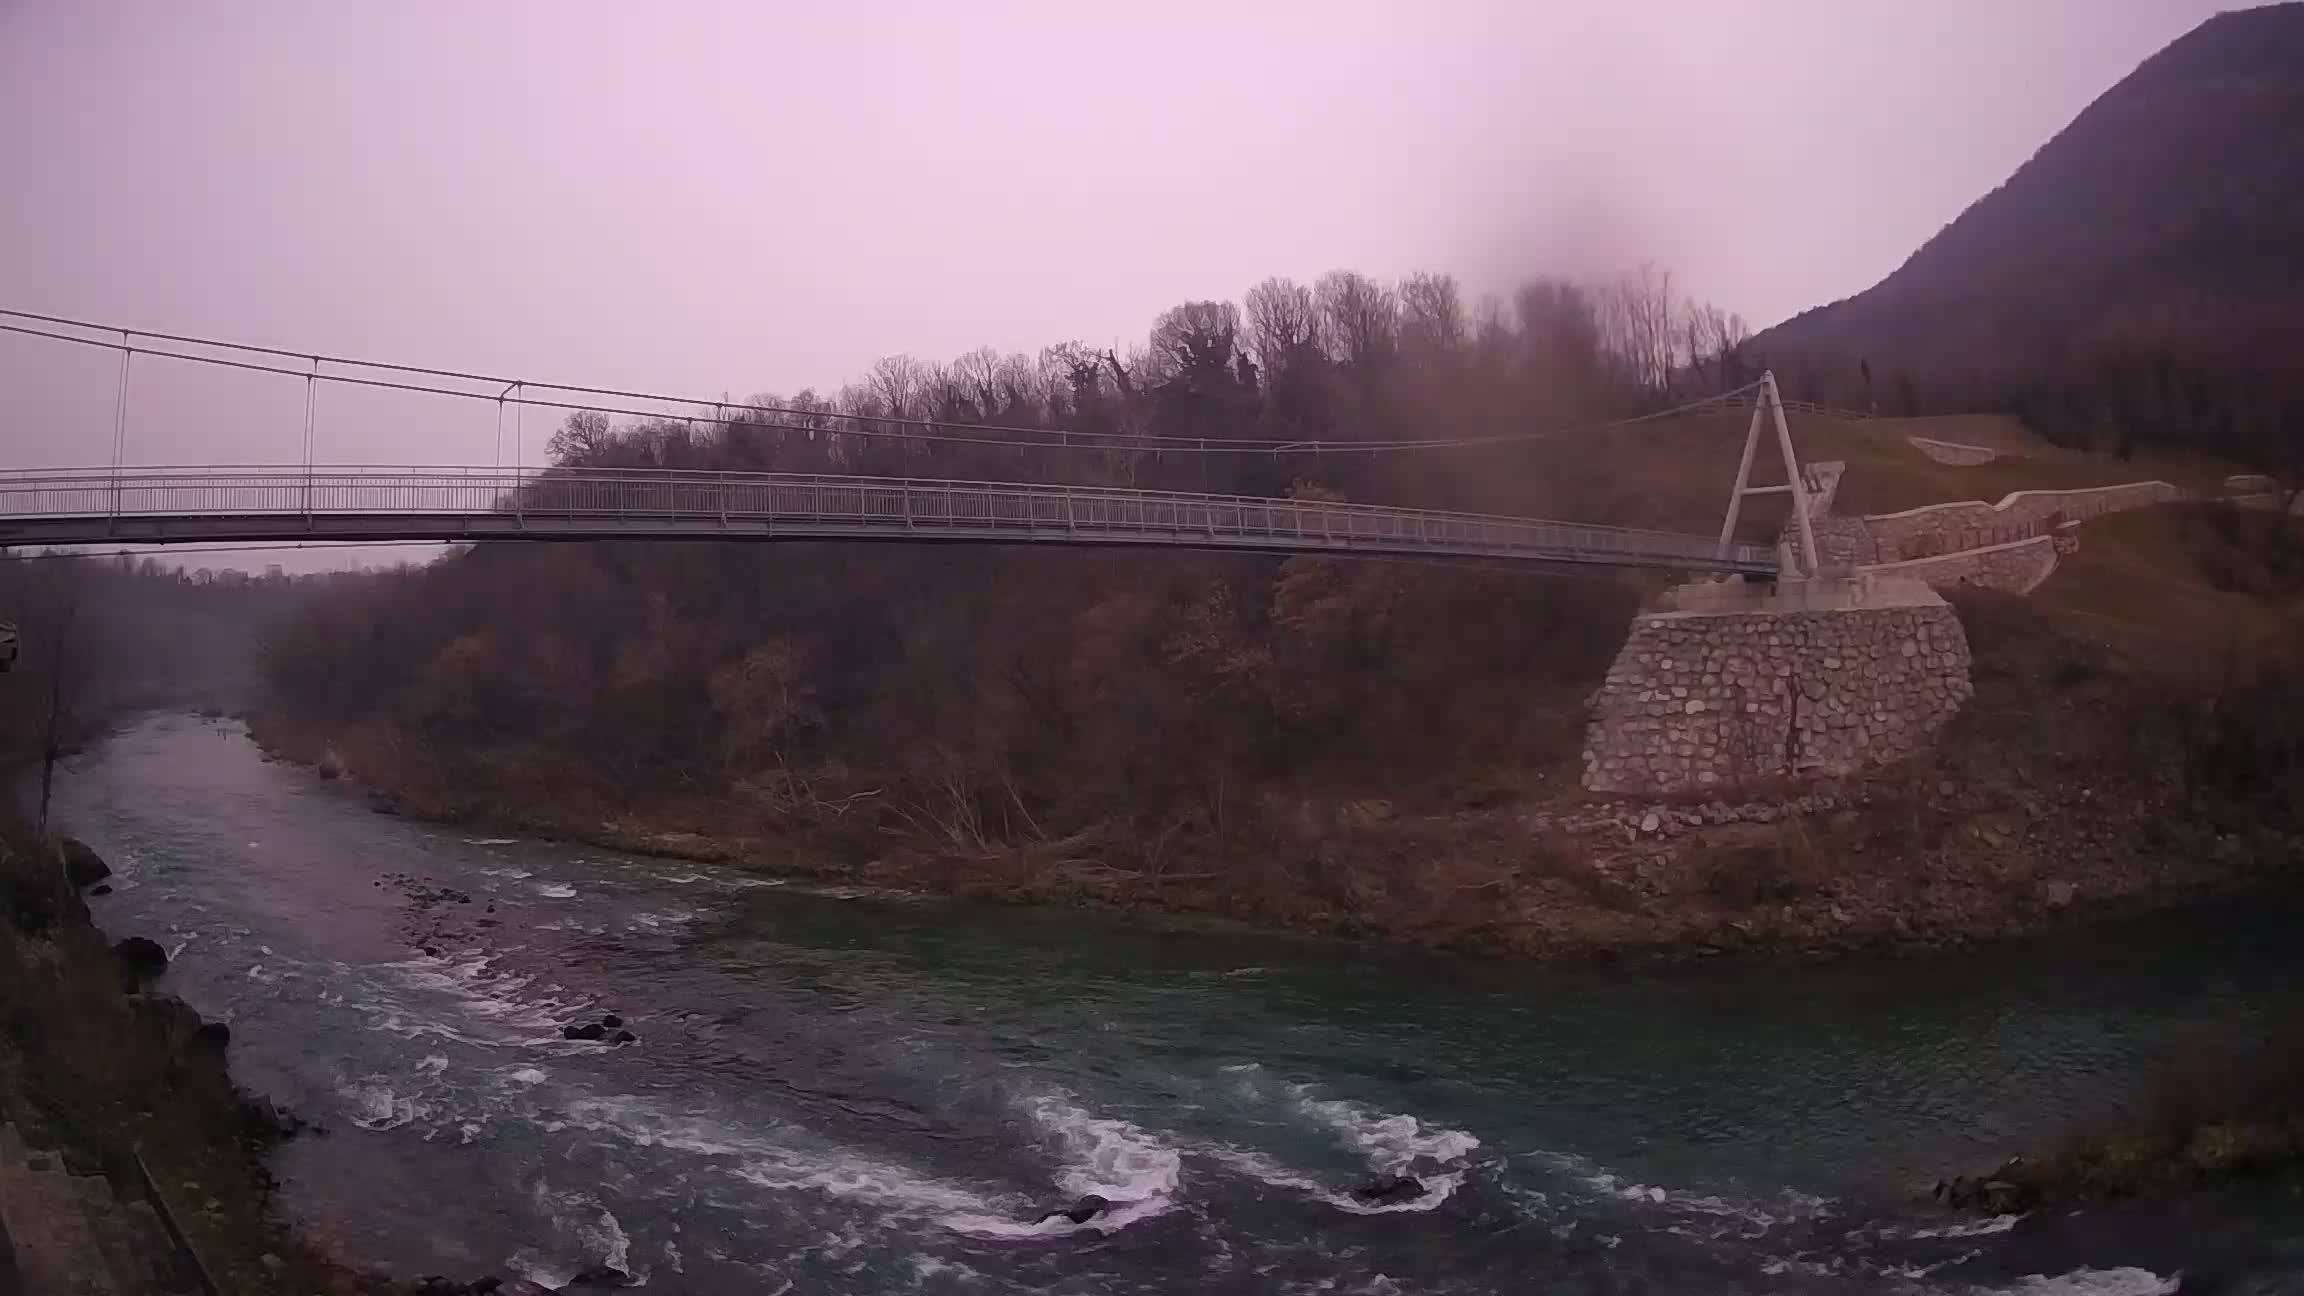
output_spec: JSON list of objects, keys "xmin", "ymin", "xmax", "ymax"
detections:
[
  {"xmin": 600, "ymin": 1014, "xmax": 623, "ymax": 1029},
  {"xmin": 1035, "ymin": 1194, "xmax": 1111, "ymax": 1226},
  {"xmin": 1979, "ymin": 1179, "xmax": 2032, "ymax": 1214},
  {"xmin": 1350, "ymin": 1173, "xmax": 1428, "ymax": 1205},
  {"xmin": 191, "ymin": 1021, "xmax": 232, "ymax": 1051},
  {"xmin": 60, "ymin": 838, "xmax": 111, "ymax": 887},
  {"xmin": 560, "ymin": 1266, "xmax": 632, "ymax": 1290},
  {"xmin": 125, "ymin": 993, "xmax": 205, "ymax": 1046},
  {"xmin": 609, "ymin": 1030, "xmax": 637, "ymax": 1045},
  {"xmin": 562, "ymin": 1022, "xmax": 606, "ymax": 1042},
  {"xmin": 317, "ymin": 749, "xmax": 346, "ymax": 780},
  {"xmin": 113, "ymin": 936, "xmax": 169, "ymax": 986},
  {"xmin": 90, "ymin": 884, "xmax": 113, "ymax": 896},
  {"xmin": 411, "ymin": 1277, "xmax": 507, "ymax": 1296}
]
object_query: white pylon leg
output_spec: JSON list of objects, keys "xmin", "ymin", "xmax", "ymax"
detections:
[
  {"xmin": 1713, "ymin": 372, "xmax": 1820, "ymax": 578},
  {"xmin": 1714, "ymin": 394, "xmax": 1767, "ymax": 562},
  {"xmin": 1769, "ymin": 373, "xmax": 1821, "ymax": 577}
]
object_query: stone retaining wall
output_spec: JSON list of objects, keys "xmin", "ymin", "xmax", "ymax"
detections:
[
  {"xmin": 2231, "ymin": 491, "xmax": 2303, "ymax": 514},
  {"xmin": 1860, "ymin": 534, "xmax": 2061, "ymax": 595},
  {"xmin": 1583, "ymin": 581, "xmax": 1973, "ymax": 797},
  {"xmin": 1908, "ymin": 437, "xmax": 2000, "ymax": 466},
  {"xmin": 1861, "ymin": 480, "xmax": 2184, "ymax": 561}
]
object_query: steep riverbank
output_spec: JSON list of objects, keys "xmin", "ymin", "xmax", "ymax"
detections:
[
  {"xmin": 251, "ymin": 589, "xmax": 2302, "ymax": 964},
  {"xmin": 0, "ymin": 819, "xmax": 368, "ymax": 1295},
  {"xmin": 48, "ymin": 714, "xmax": 2304, "ymax": 1293}
]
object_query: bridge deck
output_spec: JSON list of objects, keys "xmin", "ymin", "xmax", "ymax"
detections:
[{"xmin": 0, "ymin": 467, "xmax": 1779, "ymax": 575}]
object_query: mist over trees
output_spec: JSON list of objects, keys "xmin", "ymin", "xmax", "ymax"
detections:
[{"xmin": 0, "ymin": 555, "xmax": 339, "ymax": 797}]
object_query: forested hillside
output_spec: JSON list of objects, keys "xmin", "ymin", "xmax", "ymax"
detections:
[
  {"xmin": 1753, "ymin": 3, "xmax": 2304, "ymax": 470},
  {"xmin": 254, "ymin": 268, "xmax": 1749, "ymax": 890}
]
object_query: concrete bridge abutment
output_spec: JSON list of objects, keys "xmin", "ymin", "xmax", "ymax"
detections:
[{"xmin": 1581, "ymin": 575, "xmax": 1973, "ymax": 797}]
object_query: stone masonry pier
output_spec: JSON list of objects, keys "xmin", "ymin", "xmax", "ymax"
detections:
[{"xmin": 1582, "ymin": 576, "xmax": 1973, "ymax": 797}]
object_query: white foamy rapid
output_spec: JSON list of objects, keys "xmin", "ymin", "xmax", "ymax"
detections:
[
  {"xmin": 338, "ymin": 1076, "xmax": 429, "ymax": 1131},
  {"xmin": 1197, "ymin": 1144, "xmax": 1465, "ymax": 1215},
  {"xmin": 354, "ymin": 952, "xmax": 588, "ymax": 1048},
  {"xmin": 536, "ymin": 882, "xmax": 579, "ymax": 899},
  {"xmin": 943, "ymin": 1095, "xmax": 1182, "ymax": 1239},
  {"xmin": 1986, "ymin": 1268, "xmax": 2180, "ymax": 1296},
  {"xmin": 564, "ymin": 1094, "xmax": 1016, "ymax": 1231},
  {"xmin": 1891, "ymin": 1213, "xmax": 2022, "ymax": 1240},
  {"xmin": 1528, "ymin": 1148, "xmax": 1832, "ymax": 1238},
  {"xmin": 1179, "ymin": 1087, "xmax": 1483, "ymax": 1215},
  {"xmin": 1290, "ymin": 1088, "xmax": 1482, "ymax": 1172},
  {"xmin": 511, "ymin": 1184, "xmax": 640, "ymax": 1290}
]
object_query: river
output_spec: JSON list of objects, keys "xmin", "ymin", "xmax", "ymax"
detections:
[{"xmin": 48, "ymin": 715, "xmax": 2304, "ymax": 1294}]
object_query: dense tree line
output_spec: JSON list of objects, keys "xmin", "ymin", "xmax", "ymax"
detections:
[{"xmin": 256, "ymin": 268, "xmax": 1749, "ymax": 872}]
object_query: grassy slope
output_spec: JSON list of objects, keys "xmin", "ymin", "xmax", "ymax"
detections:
[{"xmin": 1530, "ymin": 409, "xmax": 2242, "ymax": 543}]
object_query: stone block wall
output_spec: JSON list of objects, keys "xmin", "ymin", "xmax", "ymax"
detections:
[
  {"xmin": 2231, "ymin": 491, "xmax": 2303, "ymax": 515},
  {"xmin": 1811, "ymin": 517, "xmax": 1881, "ymax": 566},
  {"xmin": 1784, "ymin": 467, "xmax": 2191, "ymax": 568},
  {"xmin": 1908, "ymin": 437, "xmax": 2000, "ymax": 466},
  {"xmin": 1861, "ymin": 534, "xmax": 2061, "ymax": 595},
  {"xmin": 1801, "ymin": 461, "xmax": 1845, "ymax": 515},
  {"xmin": 1582, "ymin": 586, "xmax": 1973, "ymax": 797},
  {"xmin": 1861, "ymin": 481, "xmax": 2184, "ymax": 561}
]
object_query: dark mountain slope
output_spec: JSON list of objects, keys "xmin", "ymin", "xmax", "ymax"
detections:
[{"xmin": 1754, "ymin": 3, "xmax": 2304, "ymax": 457}]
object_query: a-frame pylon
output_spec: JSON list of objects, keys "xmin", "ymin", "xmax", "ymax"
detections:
[{"xmin": 1714, "ymin": 371, "xmax": 1819, "ymax": 577}]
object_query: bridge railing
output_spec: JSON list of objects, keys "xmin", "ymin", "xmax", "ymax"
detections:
[{"xmin": 0, "ymin": 465, "xmax": 1777, "ymax": 571}]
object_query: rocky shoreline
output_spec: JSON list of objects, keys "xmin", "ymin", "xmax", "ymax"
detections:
[
  {"xmin": 291, "ymin": 729, "xmax": 2297, "ymax": 969},
  {"xmin": 0, "ymin": 825, "xmax": 657, "ymax": 1295}
]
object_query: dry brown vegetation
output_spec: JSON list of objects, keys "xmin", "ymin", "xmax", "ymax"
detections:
[{"xmin": 1974, "ymin": 1028, "xmax": 2304, "ymax": 1206}]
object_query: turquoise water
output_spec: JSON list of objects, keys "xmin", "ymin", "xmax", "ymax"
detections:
[{"xmin": 55, "ymin": 715, "xmax": 2304, "ymax": 1294}]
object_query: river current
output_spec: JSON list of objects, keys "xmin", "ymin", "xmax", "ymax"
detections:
[{"xmin": 50, "ymin": 715, "xmax": 2304, "ymax": 1294}]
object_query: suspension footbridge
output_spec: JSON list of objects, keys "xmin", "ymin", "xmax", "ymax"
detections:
[
  {"xmin": 0, "ymin": 467, "xmax": 1779, "ymax": 574},
  {"xmin": 0, "ymin": 310, "xmax": 1816, "ymax": 576}
]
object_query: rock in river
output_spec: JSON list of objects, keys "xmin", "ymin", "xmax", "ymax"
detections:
[
  {"xmin": 60, "ymin": 837, "xmax": 110, "ymax": 887},
  {"xmin": 113, "ymin": 935, "xmax": 168, "ymax": 985},
  {"xmin": 1351, "ymin": 1174, "xmax": 1429, "ymax": 1205}
]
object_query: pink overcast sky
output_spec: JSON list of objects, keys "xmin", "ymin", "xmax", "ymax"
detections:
[{"xmin": 0, "ymin": 0, "xmax": 2239, "ymax": 481}]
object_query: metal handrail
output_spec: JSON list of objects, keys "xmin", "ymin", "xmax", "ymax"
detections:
[
  {"xmin": 128, "ymin": 1145, "xmax": 223, "ymax": 1296},
  {"xmin": 0, "ymin": 465, "xmax": 1780, "ymax": 572}
]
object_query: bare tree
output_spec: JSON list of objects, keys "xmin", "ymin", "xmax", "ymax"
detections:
[
  {"xmin": 1397, "ymin": 271, "xmax": 1468, "ymax": 362},
  {"xmin": 19, "ymin": 561, "xmax": 99, "ymax": 834},
  {"xmin": 1315, "ymin": 270, "xmax": 1398, "ymax": 372},
  {"xmin": 865, "ymin": 354, "xmax": 933, "ymax": 459},
  {"xmin": 949, "ymin": 346, "xmax": 1006, "ymax": 420},
  {"xmin": 1682, "ymin": 301, "xmax": 1751, "ymax": 394},
  {"xmin": 1146, "ymin": 300, "xmax": 1243, "ymax": 388},
  {"xmin": 1595, "ymin": 263, "xmax": 1680, "ymax": 398},
  {"xmin": 1243, "ymin": 277, "xmax": 1319, "ymax": 377},
  {"xmin": 546, "ymin": 409, "xmax": 615, "ymax": 465}
]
